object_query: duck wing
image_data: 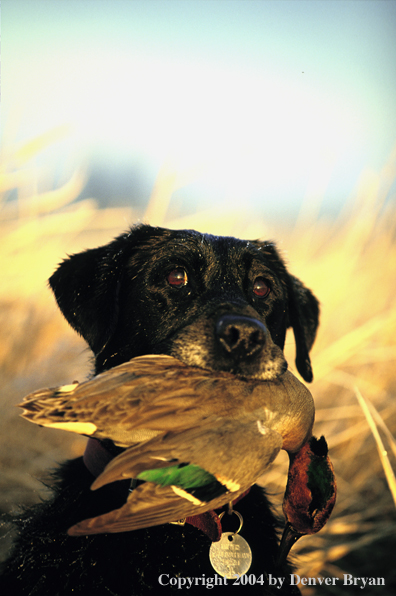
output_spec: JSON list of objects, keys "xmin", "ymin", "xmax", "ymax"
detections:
[{"xmin": 68, "ymin": 420, "xmax": 283, "ymax": 535}]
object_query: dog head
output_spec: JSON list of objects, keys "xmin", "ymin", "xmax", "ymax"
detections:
[{"xmin": 49, "ymin": 224, "xmax": 319, "ymax": 382}]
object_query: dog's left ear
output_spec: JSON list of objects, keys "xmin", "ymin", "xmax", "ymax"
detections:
[
  {"xmin": 287, "ymin": 275, "xmax": 320, "ymax": 383},
  {"xmin": 48, "ymin": 232, "xmax": 134, "ymax": 356}
]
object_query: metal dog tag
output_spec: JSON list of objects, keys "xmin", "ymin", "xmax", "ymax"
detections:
[{"xmin": 209, "ymin": 532, "xmax": 252, "ymax": 579}]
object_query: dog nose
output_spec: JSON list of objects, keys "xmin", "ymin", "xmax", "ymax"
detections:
[{"xmin": 215, "ymin": 315, "xmax": 268, "ymax": 360}]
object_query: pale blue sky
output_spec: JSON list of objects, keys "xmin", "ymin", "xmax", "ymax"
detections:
[{"xmin": 3, "ymin": 0, "xmax": 396, "ymax": 218}]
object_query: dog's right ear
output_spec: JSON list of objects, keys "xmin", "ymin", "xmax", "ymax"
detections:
[
  {"xmin": 287, "ymin": 275, "xmax": 320, "ymax": 383},
  {"xmin": 48, "ymin": 229, "xmax": 141, "ymax": 355}
]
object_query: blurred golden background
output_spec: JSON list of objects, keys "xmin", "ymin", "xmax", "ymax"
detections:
[{"xmin": 1, "ymin": 129, "xmax": 395, "ymax": 593}]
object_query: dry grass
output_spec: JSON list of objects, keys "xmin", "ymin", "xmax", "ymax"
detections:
[{"xmin": 1, "ymin": 130, "xmax": 395, "ymax": 592}]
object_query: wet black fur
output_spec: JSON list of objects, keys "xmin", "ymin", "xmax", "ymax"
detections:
[{"xmin": 1, "ymin": 224, "xmax": 319, "ymax": 595}]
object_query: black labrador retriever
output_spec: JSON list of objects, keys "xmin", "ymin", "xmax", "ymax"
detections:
[{"xmin": 1, "ymin": 224, "xmax": 319, "ymax": 595}]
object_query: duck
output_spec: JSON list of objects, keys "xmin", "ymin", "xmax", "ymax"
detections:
[{"xmin": 18, "ymin": 354, "xmax": 318, "ymax": 536}]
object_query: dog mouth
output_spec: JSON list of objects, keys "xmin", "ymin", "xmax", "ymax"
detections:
[
  {"xmin": 170, "ymin": 343, "xmax": 288, "ymax": 381},
  {"xmin": 167, "ymin": 313, "xmax": 288, "ymax": 382}
]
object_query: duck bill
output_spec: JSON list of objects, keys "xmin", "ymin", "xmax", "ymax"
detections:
[{"xmin": 276, "ymin": 522, "xmax": 302, "ymax": 569}]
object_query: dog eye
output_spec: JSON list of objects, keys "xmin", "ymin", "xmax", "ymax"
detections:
[
  {"xmin": 167, "ymin": 268, "xmax": 188, "ymax": 288},
  {"xmin": 253, "ymin": 277, "xmax": 270, "ymax": 298}
]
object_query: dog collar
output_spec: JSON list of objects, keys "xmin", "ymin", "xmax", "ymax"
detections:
[
  {"xmin": 83, "ymin": 437, "xmax": 115, "ymax": 477},
  {"xmin": 83, "ymin": 437, "xmax": 249, "ymax": 542}
]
